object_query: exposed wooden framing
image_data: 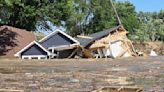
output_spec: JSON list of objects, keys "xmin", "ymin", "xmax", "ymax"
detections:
[
  {"xmin": 116, "ymin": 48, "xmax": 128, "ymax": 58},
  {"xmin": 89, "ymin": 30, "xmax": 127, "ymax": 49},
  {"xmin": 82, "ymin": 49, "xmax": 93, "ymax": 58},
  {"xmin": 78, "ymin": 45, "xmax": 93, "ymax": 58},
  {"xmin": 116, "ymin": 29, "xmax": 119, "ymax": 34},
  {"xmin": 48, "ymin": 44, "xmax": 78, "ymax": 51},
  {"xmin": 77, "ymin": 35, "xmax": 93, "ymax": 39},
  {"xmin": 92, "ymin": 86, "xmax": 143, "ymax": 92},
  {"xmin": 56, "ymin": 52, "xmax": 59, "ymax": 58},
  {"xmin": 121, "ymin": 39, "xmax": 138, "ymax": 56},
  {"xmin": 0, "ymin": 89, "xmax": 24, "ymax": 92},
  {"xmin": 83, "ymin": 27, "xmax": 136, "ymax": 58},
  {"xmin": 97, "ymin": 49, "xmax": 103, "ymax": 58},
  {"xmin": 67, "ymin": 48, "xmax": 79, "ymax": 59},
  {"xmin": 78, "ymin": 27, "xmax": 136, "ymax": 59},
  {"xmin": 117, "ymin": 86, "xmax": 124, "ymax": 91}
]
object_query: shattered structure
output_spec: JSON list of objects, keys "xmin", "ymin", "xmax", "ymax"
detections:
[
  {"xmin": 14, "ymin": 25, "xmax": 137, "ymax": 59},
  {"xmin": 77, "ymin": 25, "xmax": 137, "ymax": 58}
]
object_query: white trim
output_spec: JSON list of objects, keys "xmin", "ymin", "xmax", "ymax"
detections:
[
  {"xmin": 39, "ymin": 29, "xmax": 80, "ymax": 44},
  {"xmin": 22, "ymin": 55, "xmax": 47, "ymax": 60},
  {"xmin": 14, "ymin": 41, "xmax": 51, "ymax": 57}
]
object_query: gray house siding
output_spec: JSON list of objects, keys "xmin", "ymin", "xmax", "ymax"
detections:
[
  {"xmin": 21, "ymin": 44, "xmax": 48, "ymax": 56},
  {"xmin": 41, "ymin": 33, "xmax": 75, "ymax": 48}
]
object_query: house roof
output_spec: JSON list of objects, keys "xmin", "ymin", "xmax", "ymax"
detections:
[
  {"xmin": 14, "ymin": 41, "xmax": 51, "ymax": 57},
  {"xmin": 76, "ymin": 25, "xmax": 122, "ymax": 48},
  {"xmin": 39, "ymin": 29, "xmax": 80, "ymax": 44}
]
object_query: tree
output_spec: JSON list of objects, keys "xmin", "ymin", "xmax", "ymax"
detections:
[
  {"xmin": 116, "ymin": 1, "xmax": 139, "ymax": 35},
  {"xmin": 0, "ymin": 0, "xmax": 72, "ymax": 31},
  {"xmin": 65, "ymin": 0, "xmax": 90, "ymax": 36},
  {"xmin": 135, "ymin": 11, "xmax": 164, "ymax": 41},
  {"xmin": 84, "ymin": 0, "xmax": 118, "ymax": 34},
  {"xmin": 65, "ymin": 0, "xmax": 139, "ymax": 37}
]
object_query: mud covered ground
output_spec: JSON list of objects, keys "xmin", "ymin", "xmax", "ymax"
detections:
[{"xmin": 0, "ymin": 56, "xmax": 164, "ymax": 92}]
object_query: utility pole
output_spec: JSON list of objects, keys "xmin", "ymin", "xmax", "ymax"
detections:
[{"xmin": 109, "ymin": 0, "xmax": 122, "ymax": 25}]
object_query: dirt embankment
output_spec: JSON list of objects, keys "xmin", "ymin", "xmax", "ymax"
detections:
[{"xmin": 133, "ymin": 41, "xmax": 164, "ymax": 55}]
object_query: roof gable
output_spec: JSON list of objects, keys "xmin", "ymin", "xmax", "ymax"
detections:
[
  {"xmin": 15, "ymin": 41, "xmax": 51, "ymax": 57},
  {"xmin": 40, "ymin": 32, "xmax": 76, "ymax": 48},
  {"xmin": 39, "ymin": 29, "xmax": 79, "ymax": 45}
]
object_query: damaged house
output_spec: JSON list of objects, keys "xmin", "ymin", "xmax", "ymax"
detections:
[
  {"xmin": 39, "ymin": 29, "xmax": 80, "ymax": 58},
  {"xmin": 76, "ymin": 25, "xmax": 137, "ymax": 58},
  {"xmin": 15, "ymin": 29, "xmax": 80, "ymax": 59},
  {"xmin": 15, "ymin": 25, "xmax": 137, "ymax": 59}
]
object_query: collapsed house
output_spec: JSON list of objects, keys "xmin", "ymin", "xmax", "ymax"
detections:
[
  {"xmin": 15, "ymin": 29, "xmax": 80, "ymax": 59},
  {"xmin": 14, "ymin": 25, "xmax": 136, "ymax": 59},
  {"xmin": 76, "ymin": 25, "xmax": 137, "ymax": 58},
  {"xmin": 39, "ymin": 29, "xmax": 80, "ymax": 58}
]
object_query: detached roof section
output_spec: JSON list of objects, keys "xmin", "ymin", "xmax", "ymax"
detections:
[{"xmin": 76, "ymin": 25, "xmax": 122, "ymax": 48}]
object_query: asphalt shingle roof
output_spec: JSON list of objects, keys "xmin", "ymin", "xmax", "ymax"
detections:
[{"xmin": 76, "ymin": 25, "xmax": 121, "ymax": 48}]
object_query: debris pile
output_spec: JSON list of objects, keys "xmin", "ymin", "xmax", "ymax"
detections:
[
  {"xmin": 92, "ymin": 86, "xmax": 143, "ymax": 92},
  {"xmin": 77, "ymin": 25, "xmax": 137, "ymax": 58},
  {"xmin": 133, "ymin": 41, "xmax": 164, "ymax": 56},
  {"xmin": 11, "ymin": 24, "xmax": 139, "ymax": 59}
]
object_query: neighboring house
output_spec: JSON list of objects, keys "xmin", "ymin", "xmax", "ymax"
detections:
[
  {"xmin": 76, "ymin": 25, "xmax": 137, "ymax": 58},
  {"xmin": 0, "ymin": 25, "xmax": 35, "ymax": 57},
  {"xmin": 39, "ymin": 29, "xmax": 80, "ymax": 58},
  {"xmin": 14, "ymin": 41, "xmax": 51, "ymax": 59}
]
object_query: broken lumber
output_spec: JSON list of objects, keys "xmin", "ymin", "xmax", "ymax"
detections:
[{"xmin": 77, "ymin": 35, "xmax": 93, "ymax": 39}]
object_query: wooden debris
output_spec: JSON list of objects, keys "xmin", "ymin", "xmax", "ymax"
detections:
[
  {"xmin": 81, "ymin": 27, "xmax": 136, "ymax": 58},
  {"xmin": 92, "ymin": 86, "xmax": 143, "ymax": 92},
  {"xmin": 0, "ymin": 89, "xmax": 24, "ymax": 92},
  {"xmin": 77, "ymin": 35, "xmax": 93, "ymax": 39},
  {"xmin": 49, "ymin": 44, "xmax": 77, "ymax": 51}
]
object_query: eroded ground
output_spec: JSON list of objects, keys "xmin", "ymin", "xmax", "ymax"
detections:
[{"xmin": 0, "ymin": 57, "xmax": 164, "ymax": 92}]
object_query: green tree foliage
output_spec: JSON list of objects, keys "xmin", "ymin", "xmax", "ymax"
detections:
[
  {"xmin": 0, "ymin": 0, "xmax": 139, "ymax": 35},
  {"xmin": 0, "ymin": 0, "xmax": 71, "ymax": 31},
  {"xmin": 0, "ymin": 0, "xmax": 163, "ymax": 41},
  {"xmin": 84, "ymin": 0, "xmax": 118, "ymax": 34},
  {"xmin": 116, "ymin": 1, "xmax": 139, "ymax": 35},
  {"xmin": 65, "ymin": 0, "xmax": 90, "ymax": 36},
  {"xmin": 65, "ymin": 0, "xmax": 139, "ymax": 37},
  {"xmin": 134, "ymin": 11, "xmax": 164, "ymax": 41}
]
